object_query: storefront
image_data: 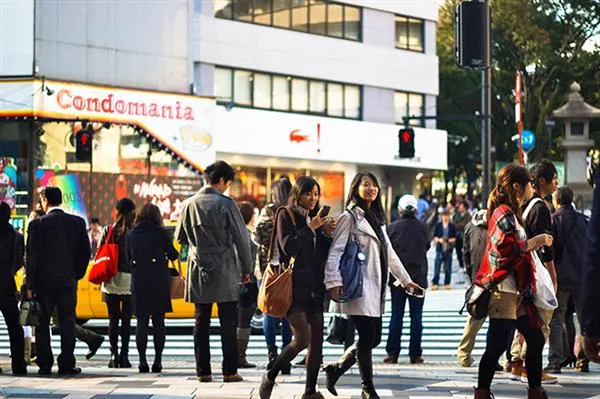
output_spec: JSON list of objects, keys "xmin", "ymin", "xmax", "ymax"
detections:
[
  {"xmin": 0, "ymin": 79, "xmax": 216, "ymax": 225},
  {"xmin": 213, "ymin": 107, "xmax": 448, "ymax": 216}
]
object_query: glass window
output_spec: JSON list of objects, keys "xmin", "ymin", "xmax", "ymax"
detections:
[
  {"xmin": 291, "ymin": 0, "xmax": 308, "ymax": 32},
  {"xmin": 273, "ymin": 0, "xmax": 291, "ymax": 28},
  {"xmin": 396, "ymin": 15, "xmax": 424, "ymax": 52},
  {"xmin": 327, "ymin": 83, "xmax": 344, "ymax": 117},
  {"xmin": 327, "ymin": 3, "xmax": 343, "ymax": 38},
  {"xmin": 309, "ymin": 81, "xmax": 326, "ymax": 113},
  {"xmin": 233, "ymin": 0, "xmax": 253, "ymax": 22},
  {"xmin": 309, "ymin": 0, "xmax": 326, "ymax": 35},
  {"xmin": 344, "ymin": 6, "xmax": 360, "ymax": 40},
  {"xmin": 395, "ymin": 91, "xmax": 424, "ymax": 126},
  {"xmin": 273, "ymin": 76, "xmax": 290, "ymax": 110},
  {"xmin": 214, "ymin": 0, "xmax": 233, "ymax": 18},
  {"xmin": 253, "ymin": 0, "xmax": 272, "ymax": 25},
  {"xmin": 408, "ymin": 93, "xmax": 424, "ymax": 125},
  {"xmin": 394, "ymin": 91, "xmax": 408, "ymax": 124},
  {"xmin": 234, "ymin": 70, "xmax": 252, "ymax": 106},
  {"xmin": 344, "ymin": 85, "xmax": 360, "ymax": 119},
  {"xmin": 253, "ymin": 73, "xmax": 272, "ymax": 109},
  {"xmin": 291, "ymin": 78, "xmax": 309, "ymax": 112},
  {"xmin": 215, "ymin": 68, "xmax": 233, "ymax": 102}
]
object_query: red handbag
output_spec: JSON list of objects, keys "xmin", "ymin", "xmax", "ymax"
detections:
[{"xmin": 88, "ymin": 225, "xmax": 119, "ymax": 285}]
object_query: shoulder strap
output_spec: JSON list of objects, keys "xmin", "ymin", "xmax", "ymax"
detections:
[
  {"xmin": 522, "ymin": 197, "xmax": 543, "ymax": 221},
  {"xmin": 267, "ymin": 206, "xmax": 295, "ymax": 262}
]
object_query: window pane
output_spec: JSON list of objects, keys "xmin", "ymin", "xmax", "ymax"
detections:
[
  {"xmin": 327, "ymin": 83, "xmax": 344, "ymax": 117},
  {"xmin": 344, "ymin": 85, "xmax": 360, "ymax": 119},
  {"xmin": 408, "ymin": 93, "xmax": 424, "ymax": 126},
  {"xmin": 408, "ymin": 18, "xmax": 423, "ymax": 51},
  {"xmin": 215, "ymin": 68, "xmax": 233, "ymax": 101},
  {"xmin": 394, "ymin": 91, "xmax": 408, "ymax": 124},
  {"xmin": 395, "ymin": 16, "xmax": 408, "ymax": 49},
  {"xmin": 309, "ymin": 0, "xmax": 326, "ymax": 35},
  {"xmin": 234, "ymin": 0, "xmax": 253, "ymax": 21},
  {"xmin": 309, "ymin": 81, "xmax": 325, "ymax": 113},
  {"xmin": 291, "ymin": 0, "xmax": 308, "ymax": 31},
  {"xmin": 273, "ymin": 0, "xmax": 290, "ymax": 28},
  {"xmin": 234, "ymin": 70, "xmax": 252, "ymax": 106},
  {"xmin": 327, "ymin": 3, "xmax": 343, "ymax": 38},
  {"xmin": 214, "ymin": 0, "xmax": 233, "ymax": 18},
  {"xmin": 253, "ymin": 73, "xmax": 272, "ymax": 109},
  {"xmin": 254, "ymin": 0, "xmax": 272, "ymax": 25},
  {"xmin": 344, "ymin": 6, "xmax": 360, "ymax": 40},
  {"xmin": 273, "ymin": 76, "xmax": 290, "ymax": 110},
  {"xmin": 291, "ymin": 78, "xmax": 308, "ymax": 112}
]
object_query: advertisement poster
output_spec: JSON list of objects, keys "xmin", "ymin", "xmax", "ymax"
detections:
[{"xmin": 0, "ymin": 157, "xmax": 18, "ymax": 209}]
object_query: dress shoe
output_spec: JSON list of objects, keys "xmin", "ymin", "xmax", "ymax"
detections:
[
  {"xmin": 151, "ymin": 363, "xmax": 162, "ymax": 373},
  {"xmin": 410, "ymin": 356, "xmax": 424, "ymax": 364},
  {"xmin": 38, "ymin": 368, "xmax": 52, "ymax": 376},
  {"xmin": 58, "ymin": 367, "xmax": 82, "ymax": 376},
  {"xmin": 12, "ymin": 368, "xmax": 27, "ymax": 376},
  {"xmin": 301, "ymin": 392, "xmax": 325, "ymax": 399},
  {"xmin": 198, "ymin": 374, "xmax": 213, "ymax": 383},
  {"xmin": 259, "ymin": 374, "xmax": 276, "ymax": 399},
  {"xmin": 108, "ymin": 354, "xmax": 119, "ymax": 368},
  {"xmin": 85, "ymin": 336, "xmax": 104, "ymax": 360},
  {"xmin": 223, "ymin": 373, "xmax": 243, "ymax": 382},
  {"xmin": 383, "ymin": 355, "xmax": 398, "ymax": 364},
  {"xmin": 138, "ymin": 363, "xmax": 149, "ymax": 373},
  {"xmin": 119, "ymin": 352, "xmax": 132, "ymax": 369}
]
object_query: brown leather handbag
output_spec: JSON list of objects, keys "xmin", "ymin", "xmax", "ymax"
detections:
[
  {"xmin": 169, "ymin": 259, "xmax": 186, "ymax": 300},
  {"xmin": 257, "ymin": 207, "xmax": 295, "ymax": 318}
]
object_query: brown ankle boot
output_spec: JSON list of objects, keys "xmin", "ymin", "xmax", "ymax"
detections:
[
  {"xmin": 473, "ymin": 387, "xmax": 494, "ymax": 399},
  {"xmin": 528, "ymin": 387, "xmax": 548, "ymax": 399}
]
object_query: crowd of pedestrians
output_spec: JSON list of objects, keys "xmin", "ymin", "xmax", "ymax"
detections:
[{"xmin": 1, "ymin": 157, "xmax": 599, "ymax": 399}]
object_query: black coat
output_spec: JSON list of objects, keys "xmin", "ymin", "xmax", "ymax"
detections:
[
  {"xmin": 26, "ymin": 209, "xmax": 91, "ymax": 294},
  {"xmin": 552, "ymin": 205, "xmax": 588, "ymax": 290},
  {"xmin": 433, "ymin": 222, "xmax": 457, "ymax": 252},
  {"xmin": 386, "ymin": 214, "xmax": 431, "ymax": 288},
  {"xmin": 126, "ymin": 221, "xmax": 179, "ymax": 315},
  {"xmin": 582, "ymin": 170, "xmax": 600, "ymax": 338},
  {"xmin": 276, "ymin": 206, "xmax": 331, "ymax": 311},
  {"xmin": 0, "ymin": 225, "xmax": 24, "ymax": 298}
]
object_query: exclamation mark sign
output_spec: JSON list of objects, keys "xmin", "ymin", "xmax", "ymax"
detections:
[{"xmin": 317, "ymin": 123, "xmax": 321, "ymax": 154}]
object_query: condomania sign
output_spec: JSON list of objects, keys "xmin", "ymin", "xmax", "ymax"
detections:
[{"xmin": 0, "ymin": 79, "xmax": 216, "ymax": 172}]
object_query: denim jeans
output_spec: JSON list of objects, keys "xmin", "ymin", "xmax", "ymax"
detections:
[
  {"xmin": 385, "ymin": 287, "xmax": 424, "ymax": 358},
  {"xmin": 257, "ymin": 279, "xmax": 292, "ymax": 349},
  {"xmin": 433, "ymin": 250, "xmax": 453, "ymax": 285}
]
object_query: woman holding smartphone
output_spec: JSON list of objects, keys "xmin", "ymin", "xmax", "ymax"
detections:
[
  {"xmin": 323, "ymin": 172, "xmax": 420, "ymax": 399},
  {"xmin": 259, "ymin": 176, "xmax": 336, "ymax": 399}
]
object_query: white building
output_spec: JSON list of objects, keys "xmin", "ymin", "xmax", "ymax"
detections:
[{"xmin": 0, "ymin": 0, "xmax": 446, "ymax": 216}]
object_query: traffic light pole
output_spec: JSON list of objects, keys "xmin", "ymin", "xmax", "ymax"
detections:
[{"xmin": 481, "ymin": 0, "xmax": 492, "ymax": 207}]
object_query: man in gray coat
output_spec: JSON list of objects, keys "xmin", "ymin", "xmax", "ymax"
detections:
[{"xmin": 175, "ymin": 161, "xmax": 252, "ymax": 383}]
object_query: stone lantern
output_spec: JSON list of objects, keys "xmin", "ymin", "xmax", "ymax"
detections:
[{"xmin": 552, "ymin": 82, "xmax": 600, "ymax": 207}]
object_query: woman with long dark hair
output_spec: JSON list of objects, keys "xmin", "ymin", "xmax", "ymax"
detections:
[
  {"xmin": 323, "ymin": 172, "xmax": 419, "ymax": 399},
  {"xmin": 100, "ymin": 198, "xmax": 136, "ymax": 368},
  {"xmin": 259, "ymin": 176, "xmax": 336, "ymax": 399},
  {"xmin": 126, "ymin": 203, "xmax": 178, "ymax": 373},
  {"xmin": 474, "ymin": 164, "xmax": 553, "ymax": 399}
]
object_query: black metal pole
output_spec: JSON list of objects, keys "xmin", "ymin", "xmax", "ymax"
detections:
[{"xmin": 481, "ymin": 0, "xmax": 492, "ymax": 207}]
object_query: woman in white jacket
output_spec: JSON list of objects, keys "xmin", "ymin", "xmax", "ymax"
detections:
[{"xmin": 323, "ymin": 172, "xmax": 419, "ymax": 399}]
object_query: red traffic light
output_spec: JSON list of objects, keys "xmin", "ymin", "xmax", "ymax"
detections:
[
  {"xmin": 80, "ymin": 132, "xmax": 90, "ymax": 145},
  {"xmin": 402, "ymin": 131, "xmax": 411, "ymax": 143}
]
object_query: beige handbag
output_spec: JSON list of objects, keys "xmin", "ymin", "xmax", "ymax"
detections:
[{"xmin": 169, "ymin": 259, "xmax": 186, "ymax": 300}]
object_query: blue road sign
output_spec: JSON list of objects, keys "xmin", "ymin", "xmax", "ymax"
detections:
[{"xmin": 522, "ymin": 130, "xmax": 536, "ymax": 152}]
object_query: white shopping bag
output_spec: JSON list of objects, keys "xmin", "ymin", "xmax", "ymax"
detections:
[{"xmin": 530, "ymin": 251, "xmax": 558, "ymax": 311}]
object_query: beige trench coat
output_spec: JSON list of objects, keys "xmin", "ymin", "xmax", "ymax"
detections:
[{"xmin": 324, "ymin": 206, "xmax": 413, "ymax": 317}]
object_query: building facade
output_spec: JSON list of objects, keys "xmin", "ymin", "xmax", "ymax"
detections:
[{"xmin": 0, "ymin": 0, "xmax": 445, "ymax": 222}]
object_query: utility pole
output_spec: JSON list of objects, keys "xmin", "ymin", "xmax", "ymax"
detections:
[{"xmin": 480, "ymin": 0, "xmax": 492, "ymax": 206}]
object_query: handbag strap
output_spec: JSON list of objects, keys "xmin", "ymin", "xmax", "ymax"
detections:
[
  {"xmin": 267, "ymin": 206, "xmax": 296, "ymax": 264},
  {"xmin": 106, "ymin": 224, "xmax": 115, "ymax": 244}
]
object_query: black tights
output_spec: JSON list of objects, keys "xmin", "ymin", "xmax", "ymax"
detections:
[
  {"xmin": 268, "ymin": 308, "xmax": 323, "ymax": 394},
  {"xmin": 351, "ymin": 316, "xmax": 382, "ymax": 387},
  {"xmin": 238, "ymin": 306, "xmax": 255, "ymax": 329},
  {"xmin": 105, "ymin": 295, "xmax": 132, "ymax": 355},
  {"xmin": 136, "ymin": 312, "xmax": 166, "ymax": 364},
  {"xmin": 478, "ymin": 316, "xmax": 545, "ymax": 389}
]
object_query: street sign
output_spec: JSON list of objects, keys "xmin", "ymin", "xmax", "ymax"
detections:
[{"xmin": 522, "ymin": 129, "xmax": 536, "ymax": 152}]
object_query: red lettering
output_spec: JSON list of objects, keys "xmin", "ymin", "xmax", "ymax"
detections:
[
  {"xmin": 161, "ymin": 105, "xmax": 173, "ymax": 119},
  {"xmin": 101, "ymin": 94, "xmax": 114, "ymax": 113},
  {"xmin": 86, "ymin": 98, "xmax": 100, "ymax": 112},
  {"xmin": 115, "ymin": 100, "xmax": 126, "ymax": 113},
  {"xmin": 56, "ymin": 89, "xmax": 72, "ymax": 109},
  {"xmin": 72, "ymin": 96, "xmax": 85, "ymax": 110}
]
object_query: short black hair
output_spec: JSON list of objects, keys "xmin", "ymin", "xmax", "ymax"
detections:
[
  {"xmin": 40, "ymin": 186, "xmax": 63, "ymax": 206},
  {"xmin": 90, "ymin": 217, "xmax": 100, "ymax": 224},
  {"xmin": 0, "ymin": 202, "xmax": 10, "ymax": 225},
  {"xmin": 204, "ymin": 161, "xmax": 235, "ymax": 185},
  {"xmin": 555, "ymin": 186, "xmax": 574, "ymax": 206},
  {"xmin": 531, "ymin": 159, "xmax": 557, "ymax": 188},
  {"xmin": 237, "ymin": 201, "xmax": 254, "ymax": 225}
]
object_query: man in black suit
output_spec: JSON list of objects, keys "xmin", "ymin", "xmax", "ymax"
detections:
[{"xmin": 26, "ymin": 187, "xmax": 91, "ymax": 375}]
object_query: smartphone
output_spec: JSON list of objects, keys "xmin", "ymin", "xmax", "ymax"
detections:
[
  {"xmin": 317, "ymin": 205, "xmax": 331, "ymax": 218},
  {"xmin": 406, "ymin": 286, "xmax": 425, "ymax": 298}
]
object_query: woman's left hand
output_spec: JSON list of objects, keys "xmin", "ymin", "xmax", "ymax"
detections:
[{"xmin": 322, "ymin": 217, "xmax": 336, "ymax": 236}]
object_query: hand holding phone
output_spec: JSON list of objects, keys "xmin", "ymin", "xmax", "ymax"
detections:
[{"xmin": 317, "ymin": 205, "xmax": 331, "ymax": 218}]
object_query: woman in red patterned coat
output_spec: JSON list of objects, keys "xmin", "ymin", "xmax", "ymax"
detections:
[{"xmin": 474, "ymin": 164, "xmax": 553, "ymax": 399}]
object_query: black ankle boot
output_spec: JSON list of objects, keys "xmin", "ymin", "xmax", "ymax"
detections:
[
  {"xmin": 323, "ymin": 346, "xmax": 357, "ymax": 396},
  {"xmin": 119, "ymin": 351, "xmax": 132, "ymax": 368},
  {"xmin": 361, "ymin": 384, "xmax": 380, "ymax": 399},
  {"xmin": 108, "ymin": 353, "xmax": 119, "ymax": 368},
  {"xmin": 267, "ymin": 347, "xmax": 278, "ymax": 370}
]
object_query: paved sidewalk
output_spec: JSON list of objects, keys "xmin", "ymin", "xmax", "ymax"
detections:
[{"xmin": 1, "ymin": 359, "xmax": 599, "ymax": 399}]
